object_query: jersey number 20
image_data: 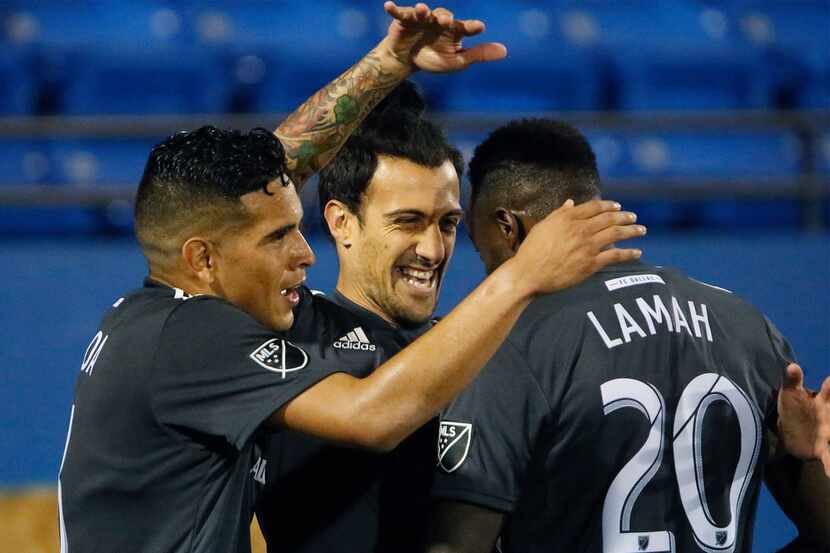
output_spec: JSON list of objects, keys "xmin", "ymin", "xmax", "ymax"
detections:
[{"xmin": 600, "ymin": 374, "xmax": 762, "ymax": 553}]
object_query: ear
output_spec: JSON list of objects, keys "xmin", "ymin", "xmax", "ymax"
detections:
[
  {"xmin": 181, "ymin": 237, "xmax": 216, "ymax": 283},
  {"xmin": 324, "ymin": 200, "xmax": 358, "ymax": 249},
  {"xmin": 494, "ymin": 208, "xmax": 521, "ymax": 253}
]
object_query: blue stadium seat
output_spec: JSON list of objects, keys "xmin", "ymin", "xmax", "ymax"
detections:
[
  {"xmin": 3, "ymin": 2, "xmax": 188, "ymax": 49},
  {"xmin": 183, "ymin": 2, "xmax": 376, "ymax": 112},
  {"xmin": 436, "ymin": 2, "xmax": 607, "ymax": 112},
  {"xmin": 187, "ymin": 1, "xmax": 375, "ymax": 50},
  {"xmin": 799, "ymin": 53, "xmax": 830, "ymax": 108},
  {"xmin": 0, "ymin": 140, "xmax": 50, "ymax": 185},
  {"xmin": 48, "ymin": 139, "xmax": 159, "ymax": 187},
  {"xmin": 614, "ymin": 49, "xmax": 771, "ymax": 110},
  {"xmin": 737, "ymin": 2, "xmax": 830, "ymax": 107},
  {"xmin": 0, "ymin": 49, "xmax": 35, "ymax": 114},
  {"xmin": 558, "ymin": 1, "xmax": 739, "ymax": 50},
  {"xmin": 0, "ymin": 206, "xmax": 102, "ymax": 235},
  {"xmin": 442, "ymin": 50, "xmax": 604, "ymax": 112},
  {"xmin": 699, "ymin": 199, "xmax": 801, "ymax": 227},
  {"xmin": 556, "ymin": 2, "xmax": 775, "ymax": 110},
  {"xmin": 816, "ymin": 131, "xmax": 830, "ymax": 175},
  {"xmin": 609, "ymin": 131, "xmax": 802, "ymax": 179},
  {"xmin": 4, "ymin": 3, "xmax": 206, "ymax": 115},
  {"xmin": 590, "ymin": 129, "xmax": 803, "ymax": 227},
  {"xmin": 0, "ymin": 140, "xmax": 101, "ymax": 234},
  {"xmin": 60, "ymin": 49, "xmax": 230, "ymax": 115}
]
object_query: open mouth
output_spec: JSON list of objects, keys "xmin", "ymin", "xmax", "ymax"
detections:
[
  {"xmin": 395, "ymin": 266, "xmax": 438, "ymax": 293},
  {"xmin": 280, "ymin": 282, "xmax": 303, "ymax": 306}
]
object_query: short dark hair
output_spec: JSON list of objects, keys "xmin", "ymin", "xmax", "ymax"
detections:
[
  {"xmin": 317, "ymin": 81, "xmax": 463, "ymax": 239},
  {"xmin": 468, "ymin": 118, "xmax": 600, "ymax": 218},
  {"xmin": 134, "ymin": 125, "xmax": 288, "ymax": 261}
]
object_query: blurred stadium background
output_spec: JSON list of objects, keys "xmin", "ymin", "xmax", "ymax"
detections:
[{"xmin": 0, "ymin": 1, "xmax": 827, "ymax": 551}]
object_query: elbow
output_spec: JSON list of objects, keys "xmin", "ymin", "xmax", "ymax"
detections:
[{"xmin": 347, "ymin": 420, "xmax": 404, "ymax": 452}]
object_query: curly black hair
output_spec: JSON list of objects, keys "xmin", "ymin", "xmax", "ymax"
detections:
[
  {"xmin": 468, "ymin": 118, "xmax": 601, "ymax": 217},
  {"xmin": 134, "ymin": 125, "xmax": 288, "ymax": 261},
  {"xmin": 317, "ymin": 81, "xmax": 463, "ymax": 239}
]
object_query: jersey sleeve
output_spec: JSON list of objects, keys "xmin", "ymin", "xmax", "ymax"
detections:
[
  {"xmin": 431, "ymin": 338, "xmax": 550, "ymax": 513},
  {"xmin": 762, "ymin": 315, "xmax": 797, "ymax": 427},
  {"xmin": 150, "ymin": 296, "xmax": 345, "ymax": 451},
  {"xmin": 763, "ymin": 315, "xmax": 796, "ymax": 368}
]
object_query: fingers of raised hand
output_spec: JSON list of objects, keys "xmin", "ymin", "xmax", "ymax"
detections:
[
  {"xmin": 385, "ymin": 2, "xmax": 431, "ymax": 25},
  {"xmin": 454, "ymin": 18, "xmax": 485, "ymax": 36},
  {"xmin": 590, "ymin": 222, "xmax": 647, "ymax": 251},
  {"xmin": 568, "ymin": 199, "xmax": 622, "ymax": 220},
  {"xmin": 459, "ymin": 43, "xmax": 508, "ymax": 66},
  {"xmin": 593, "ymin": 247, "xmax": 643, "ymax": 271},
  {"xmin": 432, "ymin": 7, "xmax": 454, "ymax": 27},
  {"xmin": 583, "ymin": 210, "xmax": 639, "ymax": 235},
  {"xmin": 783, "ymin": 363, "xmax": 805, "ymax": 389},
  {"xmin": 819, "ymin": 375, "xmax": 830, "ymax": 401}
]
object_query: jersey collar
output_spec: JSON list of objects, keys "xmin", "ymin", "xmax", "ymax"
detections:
[
  {"xmin": 330, "ymin": 289, "xmax": 432, "ymax": 336},
  {"xmin": 596, "ymin": 259, "xmax": 650, "ymax": 273}
]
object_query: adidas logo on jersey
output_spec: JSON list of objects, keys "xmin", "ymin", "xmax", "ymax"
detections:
[{"xmin": 333, "ymin": 327, "xmax": 376, "ymax": 352}]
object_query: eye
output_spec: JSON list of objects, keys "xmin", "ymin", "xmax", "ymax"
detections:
[
  {"xmin": 440, "ymin": 218, "xmax": 460, "ymax": 233},
  {"xmin": 394, "ymin": 216, "xmax": 420, "ymax": 228},
  {"xmin": 268, "ymin": 227, "xmax": 293, "ymax": 242}
]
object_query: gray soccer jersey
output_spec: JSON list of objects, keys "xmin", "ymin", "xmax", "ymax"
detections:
[
  {"xmin": 59, "ymin": 279, "xmax": 352, "ymax": 553},
  {"xmin": 256, "ymin": 287, "xmax": 436, "ymax": 553},
  {"xmin": 432, "ymin": 261, "xmax": 792, "ymax": 553}
]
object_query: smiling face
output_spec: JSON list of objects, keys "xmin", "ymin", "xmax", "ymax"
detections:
[
  {"xmin": 341, "ymin": 155, "xmax": 462, "ymax": 326},
  {"xmin": 211, "ymin": 181, "xmax": 315, "ymax": 331}
]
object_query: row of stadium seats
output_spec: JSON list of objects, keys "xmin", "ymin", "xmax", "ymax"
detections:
[
  {"xmin": 0, "ymin": 0, "xmax": 827, "ymax": 114},
  {"xmin": 1, "ymin": 131, "xmax": 826, "ymax": 187}
]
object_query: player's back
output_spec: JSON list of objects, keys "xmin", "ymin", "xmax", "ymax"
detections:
[{"xmin": 437, "ymin": 261, "xmax": 791, "ymax": 553}]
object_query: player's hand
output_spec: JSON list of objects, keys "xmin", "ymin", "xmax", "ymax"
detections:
[
  {"xmin": 381, "ymin": 2, "xmax": 507, "ymax": 73},
  {"xmin": 777, "ymin": 363, "xmax": 830, "ymax": 477},
  {"xmin": 509, "ymin": 199, "xmax": 645, "ymax": 295}
]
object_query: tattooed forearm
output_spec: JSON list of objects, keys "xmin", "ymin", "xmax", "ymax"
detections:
[{"xmin": 275, "ymin": 45, "xmax": 411, "ymax": 188}]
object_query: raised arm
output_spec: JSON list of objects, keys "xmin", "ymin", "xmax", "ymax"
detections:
[
  {"xmin": 272, "ymin": 200, "xmax": 645, "ymax": 450},
  {"xmin": 767, "ymin": 364, "xmax": 830, "ymax": 550},
  {"xmin": 275, "ymin": 2, "xmax": 507, "ymax": 188}
]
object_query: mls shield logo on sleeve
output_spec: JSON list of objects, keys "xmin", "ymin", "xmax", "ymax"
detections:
[
  {"xmin": 249, "ymin": 339, "xmax": 309, "ymax": 378},
  {"xmin": 437, "ymin": 421, "xmax": 472, "ymax": 473}
]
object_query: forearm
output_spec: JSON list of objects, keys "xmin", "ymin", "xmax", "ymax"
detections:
[
  {"xmin": 353, "ymin": 260, "xmax": 533, "ymax": 448},
  {"xmin": 277, "ymin": 259, "xmax": 533, "ymax": 450},
  {"xmin": 275, "ymin": 38, "xmax": 411, "ymax": 188}
]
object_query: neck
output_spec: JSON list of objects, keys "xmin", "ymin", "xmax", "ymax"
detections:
[
  {"xmin": 147, "ymin": 270, "xmax": 212, "ymax": 297},
  {"xmin": 335, "ymin": 273, "xmax": 399, "ymax": 327}
]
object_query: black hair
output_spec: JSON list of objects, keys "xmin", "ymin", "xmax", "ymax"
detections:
[
  {"xmin": 134, "ymin": 125, "xmax": 288, "ymax": 260},
  {"xmin": 317, "ymin": 81, "xmax": 464, "ymax": 239},
  {"xmin": 468, "ymin": 118, "xmax": 601, "ymax": 218}
]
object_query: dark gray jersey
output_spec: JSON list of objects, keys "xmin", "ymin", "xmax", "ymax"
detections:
[
  {"xmin": 432, "ymin": 261, "xmax": 793, "ymax": 553},
  {"xmin": 59, "ymin": 280, "xmax": 351, "ymax": 553},
  {"xmin": 256, "ymin": 287, "xmax": 435, "ymax": 553}
]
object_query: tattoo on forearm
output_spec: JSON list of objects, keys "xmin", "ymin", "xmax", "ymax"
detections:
[{"xmin": 275, "ymin": 49, "xmax": 406, "ymax": 187}]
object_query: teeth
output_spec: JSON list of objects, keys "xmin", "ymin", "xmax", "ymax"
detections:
[
  {"xmin": 400, "ymin": 267, "xmax": 434, "ymax": 280},
  {"xmin": 397, "ymin": 267, "xmax": 436, "ymax": 290}
]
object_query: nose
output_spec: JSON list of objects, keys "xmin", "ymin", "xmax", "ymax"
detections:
[
  {"xmin": 291, "ymin": 230, "xmax": 316, "ymax": 270},
  {"xmin": 414, "ymin": 224, "xmax": 445, "ymax": 266}
]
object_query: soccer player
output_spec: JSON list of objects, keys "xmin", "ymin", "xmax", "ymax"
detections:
[
  {"xmin": 57, "ymin": 7, "xmax": 645, "ymax": 553},
  {"xmin": 426, "ymin": 119, "xmax": 830, "ymax": 553},
  {"xmin": 255, "ymin": 81, "xmax": 469, "ymax": 552}
]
